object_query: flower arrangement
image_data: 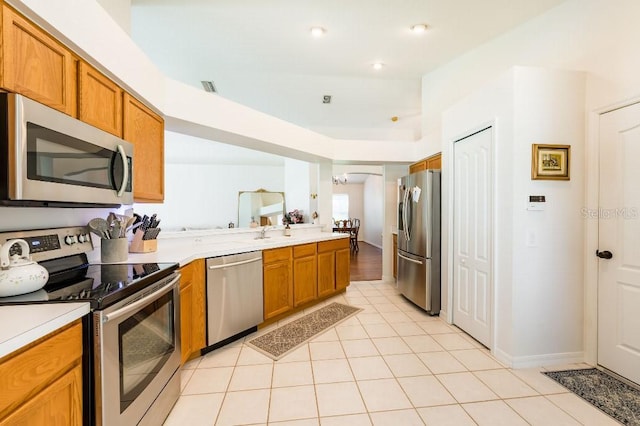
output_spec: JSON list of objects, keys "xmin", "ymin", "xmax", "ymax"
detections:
[{"xmin": 283, "ymin": 209, "xmax": 304, "ymax": 225}]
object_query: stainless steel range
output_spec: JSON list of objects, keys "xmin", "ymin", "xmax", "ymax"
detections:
[{"xmin": 0, "ymin": 227, "xmax": 181, "ymax": 426}]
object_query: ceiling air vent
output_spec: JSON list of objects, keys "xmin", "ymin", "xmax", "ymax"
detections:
[{"xmin": 201, "ymin": 81, "xmax": 217, "ymax": 93}]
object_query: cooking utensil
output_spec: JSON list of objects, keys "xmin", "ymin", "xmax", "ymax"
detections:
[
  {"xmin": 0, "ymin": 239, "xmax": 49, "ymax": 297},
  {"xmin": 89, "ymin": 218, "xmax": 110, "ymax": 239},
  {"xmin": 111, "ymin": 221, "xmax": 122, "ymax": 239}
]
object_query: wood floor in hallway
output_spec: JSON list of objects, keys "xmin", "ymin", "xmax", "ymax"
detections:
[{"xmin": 349, "ymin": 242, "xmax": 382, "ymax": 281}]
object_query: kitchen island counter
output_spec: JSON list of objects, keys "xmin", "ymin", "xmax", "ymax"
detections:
[{"xmin": 0, "ymin": 302, "xmax": 89, "ymax": 358}]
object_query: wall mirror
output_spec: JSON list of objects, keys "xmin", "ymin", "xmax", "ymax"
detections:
[{"xmin": 238, "ymin": 189, "xmax": 286, "ymax": 227}]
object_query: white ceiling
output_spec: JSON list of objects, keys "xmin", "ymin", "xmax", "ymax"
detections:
[{"xmin": 130, "ymin": 0, "xmax": 567, "ymax": 143}]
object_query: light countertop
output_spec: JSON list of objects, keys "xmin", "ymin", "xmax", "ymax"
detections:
[
  {"xmin": 1, "ymin": 226, "xmax": 348, "ymax": 359},
  {"xmin": 0, "ymin": 302, "xmax": 90, "ymax": 359},
  {"xmin": 87, "ymin": 225, "xmax": 350, "ymax": 266}
]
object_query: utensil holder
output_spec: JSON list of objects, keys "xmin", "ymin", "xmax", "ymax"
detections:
[
  {"xmin": 101, "ymin": 238, "xmax": 128, "ymax": 263},
  {"xmin": 129, "ymin": 229, "xmax": 158, "ymax": 253}
]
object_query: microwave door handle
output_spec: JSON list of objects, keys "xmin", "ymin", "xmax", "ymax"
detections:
[{"xmin": 115, "ymin": 144, "xmax": 129, "ymax": 197}]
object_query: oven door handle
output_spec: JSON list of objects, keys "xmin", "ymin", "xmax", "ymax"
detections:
[{"xmin": 102, "ymin": 274, "xmax": 179, "ymax": 323}]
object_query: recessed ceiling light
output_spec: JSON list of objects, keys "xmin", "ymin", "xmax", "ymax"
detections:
[
  {"xmin": 410, "ymin": 23, "xmax": 428, "ymax": 34},
  {"xmin": 372, "ymin": 62, "xmax": 384, "ymax": 70},
  {"xmin": 310, "ymin": 27, "xmax": 326, "ymax": 37}
]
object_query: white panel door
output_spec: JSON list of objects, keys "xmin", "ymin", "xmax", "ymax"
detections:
[
  {"xmin": 598, "ymin": 102, "xmax": 640, "ymax": 385},
  {"xmin": 453, "ymin": 127, "xmax": 492, "ymax": 347}
]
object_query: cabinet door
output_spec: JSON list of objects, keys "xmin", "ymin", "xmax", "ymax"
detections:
[
  {"xmin": 179, "ymin": 280, "xmax": 193, "ymax": 364},
  {"xmin": 409, "ymin": 160, "xmax": 426, "ymax": 174},
  {"xmin": 1, "ymin": 5, "xmax": 77, "ymax": 116},
  {"xmin": 179, "ymin": 259, "xmax": 205, "ymax": 364},
  {"xmin": 335, "ymin": 248, "xmax": 350, "ymax": 291},
  {"xmin": 1, "ymin": 364, "xmax": 82, "ymax": 426},
  {"xmin": 123, "ymin": 93, "xmax": 164, "ymax": 202},
  {"xmin": 78, "ymin": 61, "xmax": 123, "ymax": 137},
  {"xmin": 263, "ymin": 259, "xmax": 293, "ymax": 319},
  {"xmin": 317, "ymin": 251, "xmax": 335, "ymax": 298},
  {"xmin": 293, "ymin": 255, "xmax": 317, "ymax": 306},
  {"xmin": 425, "ymin": 153, "xmax": 442, "ymax": 169}
]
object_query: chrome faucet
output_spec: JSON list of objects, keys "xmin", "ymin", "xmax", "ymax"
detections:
[{"xmin": 258, "ymin": 226, "xmax": 271, "ymax": 239}]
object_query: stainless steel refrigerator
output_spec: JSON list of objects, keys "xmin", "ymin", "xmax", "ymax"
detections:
[{"xmin": 397, "ymin": 170, "xmax": 441, "ymax": 314}]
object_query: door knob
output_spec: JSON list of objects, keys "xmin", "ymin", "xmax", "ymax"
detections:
[{"xmin": 596, "ymin": 250, "xmax": 613, "ymax": 259}]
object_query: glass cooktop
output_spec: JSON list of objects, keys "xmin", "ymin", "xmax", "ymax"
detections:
[{"xmin": 0, "ymin": 262, "xmax": 179, "ymax": 309}]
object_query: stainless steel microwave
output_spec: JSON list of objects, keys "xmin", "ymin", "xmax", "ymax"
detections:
[{"xmin": 0, "ymin": 93, "xmax": 133, "ymax": 207}]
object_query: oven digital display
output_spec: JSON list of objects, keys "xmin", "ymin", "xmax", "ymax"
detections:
[
  {"xmin": 6, "ymin": 235, "xmax": 58, "ymax": 256},
  {"xmin": 23, "ymin": 234, "xmax": 60, "ymax": 254}
]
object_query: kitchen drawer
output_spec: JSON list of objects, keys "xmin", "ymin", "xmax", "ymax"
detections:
[
  {"xmin": 263, "ymin": 246, "xmax": 292, "ymax": 264},
  {"xmin": 293, "ymin": 243, "xmax": 316, "ymax": 258},
  {"xmin": 318, "ymin": 238, "xmax": 349, "ymax": 253}
]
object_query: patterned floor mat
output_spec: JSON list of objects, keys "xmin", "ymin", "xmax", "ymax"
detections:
[
  {"xmin": 544, "ymin": 368, "xmax": 640, "ymax": 425},
  {"xmin": 246, "ymin": 302, "xmax": 362, "ymax": 360}
]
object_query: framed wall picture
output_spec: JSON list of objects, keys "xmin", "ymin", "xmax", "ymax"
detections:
[{"xmin": 531, "ymin": 144, "xmax": 570, "ymax": 180}]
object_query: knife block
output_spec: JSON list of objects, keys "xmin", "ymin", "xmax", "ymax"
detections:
[{"xmin": 129, "ymin": 229, "xmax": 157, "ymax": 253}]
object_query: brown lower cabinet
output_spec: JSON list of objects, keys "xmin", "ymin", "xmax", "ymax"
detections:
[
  {"xmin": 263, "ymin": 238, "xmax": 350, "ymax": 322},
  {"xmin": 263, "ymin": 247, "xmax": 294, "ymax": 320},
  {"xmin": 318, "ymin": 238, "xmax": 350, "ymax": 297},
  {"xmin": 293, "ymin": 243, "xmax": 317, "ymax": 306},
  {"xmin": 179, "ymin": 259, "xmax": 206, "ymax": 364},
  {"xmin": 0, "ymin": 320, "xmax": 83, "ymax": 425}
]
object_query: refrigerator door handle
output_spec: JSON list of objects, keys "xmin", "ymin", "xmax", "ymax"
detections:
[
  {"xmin": 402, "ymin": 188, "xmax": 411, "ymax": 242},
  {"xmin": 398, "ymin": 252, "xmax": 423, "ymax": 265}
]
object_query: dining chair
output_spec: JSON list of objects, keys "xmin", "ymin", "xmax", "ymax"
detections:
[{"xmin": 350, "ymin": 218, "xmax": 360, "ymax": 253}]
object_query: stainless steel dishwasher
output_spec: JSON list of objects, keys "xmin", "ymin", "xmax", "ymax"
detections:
[{"xmin": 205, "ymin": 251, "xmax": 263, "ymax": 350}]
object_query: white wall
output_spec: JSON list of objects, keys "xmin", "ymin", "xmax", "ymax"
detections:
[
  {"xmin": 363, "ymin": 176, "xmax": 384, "ymax": 248},
  {"xmin": 442, "ymin": 67, "xmax": 586, "ymax": 367},
  {"xmin": 422, "ymin": 0, "xmax": 640, "ymax": 367},
  {"xmin": 134, "ymin": 163, "xmax": 284, "ymax": 230},
  {"xmin": 284, "ymin": 159, "xmax": 311, "ymax": 224},
  {"xmin": 134, "ymin": 132, "xmax": 284, "ymax": 230},
  {"xmin": 97, "ymin": 0, "xmax": 131, "ymax": 34},
  {"xmin": 383, "ymin": 165, "xmax": 408, "ymax": 281},
  {"xmin": 420, "ymin": 0, "xmax": 640, "ymax": 154}
]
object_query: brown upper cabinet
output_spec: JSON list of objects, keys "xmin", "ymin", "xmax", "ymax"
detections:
[
  {"xmin": 0, "ymin": 4, "xmax": 166, "ymax": 204},
  {"xmin": 409, "ymin": 152, "xmax": 442, "ymax": 174},
  {"xmin": 78, "ymin": 61, "xmax": 123, "ymax": 137},
  {"xmin": 0, "ymin": 5, "xmax": 77, "ymax": 116},
  {"xmin": 123, "ymin": 93, "xmax": 165, "ymax": 202}
]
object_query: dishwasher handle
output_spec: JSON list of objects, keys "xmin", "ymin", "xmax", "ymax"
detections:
[{"xmin": 208, "ymin": 256, "xmax": 262, "ymax": 270}]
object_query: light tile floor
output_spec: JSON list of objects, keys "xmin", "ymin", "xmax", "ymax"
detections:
[{"xmin": 165, "ymin": 281, "xmax": 620, "ymax": 426}]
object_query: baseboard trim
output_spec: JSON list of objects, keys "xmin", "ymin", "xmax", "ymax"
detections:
[
  {"xmin": 363, "ymin": 240, "xmax": 382, "ymax": 249},
  {"xmin": 493, "ymin": 349, "xmax": 585, "ymax": 369}
]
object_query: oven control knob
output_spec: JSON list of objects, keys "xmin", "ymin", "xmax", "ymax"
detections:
[
  {"xmin": 77, "ymin": 234, "xmax": 86, "ymax": 243},
  {"xmin": 65, "ymin": 235, "xmax": 77, "ymax": 245}
]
